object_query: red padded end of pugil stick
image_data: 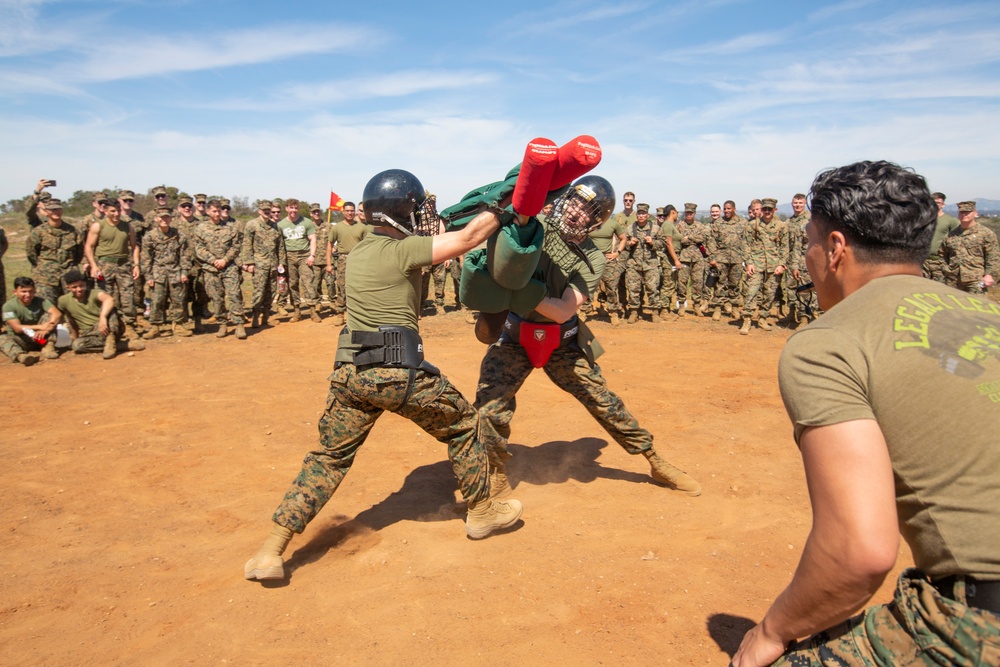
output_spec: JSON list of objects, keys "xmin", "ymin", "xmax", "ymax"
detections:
[
  {"xmin": 550, "ymin": 135, "xmax": 602, "ymax": 189},
  {"xmin": 511, "ymin": 137, "xmax": 559, "ymax": 216}
]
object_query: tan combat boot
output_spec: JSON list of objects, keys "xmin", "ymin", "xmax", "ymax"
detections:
[
  {"xmin": 143, "ymin": 325, "xmax": 160, "ymax": 340},
  {"xmin": 216, "ymin": 323, "xmax": 228, "ymax": 338},
  {"xmin": 739, "ymin": 318, "xmax": 752, "ymax": 336},
  {"xmin": 15, "ymin": 353, "xmax": 39, "ymax": 367},
  {"xmin": 174, "ymin": 323, "xmax": 192, "ymax": 337},
  {"xmin": 41, "ymin": 339, "xmax": 59, "ymax": 359},
  {"xmin": 643, "ymin": 450, "xmax": 702, "ymax": 496},
  {"xmin": 723, "ymin": 302, "xmax": 733, "ymax": 315},
  {"xmin": 124, "ymin": 322, "xmax": 140, "ymax": 341},
  {"xmin": 465, "ymin": 497, "xmax": 523, "ymax": 539},
  {"xmin": 698, "ymin": 301, "xmax": 710, "ymax": 315},
  {"xmin": 677, "ymin": 303, "xmax": 686, "ymax": 317},
  {"xmin": 249, "ymin": 310, "xmax": 260, "ymax": 329},
  {"xmin": 626, "ymin": 311, "xmax": 638, "ymax": 324},
  {"xmin": 712, "ymin": 307, "xmax": 722, "ymax": 321},
  {"xmin": 650, "ymin": 310, "xmax": 661, "ymax": 323},
  {"xmin": 489, "ymin": 463, "xmax": 512, "ymax": 500},
  {"xmin": 759, "ymin": 318, "xmax": 773, "ymax": 331},
  {"xmin": 103, "ymin": 333, "xmax": 118, "ymax": 359},
  {"xmin": 235, "ymin": 322, "xmax": 248, "ymax": 340},
  {"xmin": 289, "ymin": 308, "xmax": 301, "ymax": 323},
  {"xmin": 244, "ymin": 522, "xmax": 294, "ymax": 581},
  {"xmin": 127, "ymin": 339, "xmax": 146, "ymax": 351},
  {"xmin": 310, "ymin": 308, "xmax": 322, "ymax": 323},
  {"xmin": 610, "ymin": 311, "xmax": 620, "ymax": 327}
]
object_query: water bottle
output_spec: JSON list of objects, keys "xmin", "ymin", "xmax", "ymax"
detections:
[{"xmin": 277, "ymin": 266, "xmax": 288, "ymax": 294}]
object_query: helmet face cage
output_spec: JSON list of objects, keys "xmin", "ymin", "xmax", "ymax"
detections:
[{"xmin": 541, "ymin": 184, "xmax": 606, "ymax": 267}]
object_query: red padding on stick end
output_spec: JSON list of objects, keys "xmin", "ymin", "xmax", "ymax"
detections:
[
  {"xmin": 511, "ymin": 138, "xmax": 558, "ymax": 216},
  {"xmin": 550, "ymin": 135, "xmax": 602, "ymax": 189}
]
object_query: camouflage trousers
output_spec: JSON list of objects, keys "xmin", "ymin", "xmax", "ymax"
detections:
[
  {"xmin": 34, "ymin": 280, "xmax": 65, "ymax": 306},
  {"xmin": 97, "ymin": 258, "xmax": 136, "ymax": 324},
  {"xmin": 249, "ymin": 266, "xmax": 278, "ymax": 315},
  {"xmin": 743, "ymin": 269, "xmax": 781, "ymax": 318},
  {"xmin": 202, "ymin": 264, "xmax": 243, "ymax": 322},
  {"xmin": 71, "ymin": 311, "xmax": 123, "ymax": 353},
  {"xmin": 286, "ymin": 249, "xmax": 315, "ymax": 309},
  {"xmin": 272, "ymin": 363, "xmax": 489, "ymax": 533},
  {"xmin": 791, "ymin": 271, "xmax": 820, "ymax": 322},
  {"xmin": 183, "ymin": 266, "xmax": 209, "ymax": 320},
  {"xmin": 0, "ymin": 260, "xmax": 5, "ymax": 307},
  {"xmin": 625, "ymin": 262, "xmax": 662, "ymax": 310},
  {"xmin": 659, "ymin": 260, "xmax": 678, "ymax": 310},
  {"xmin": 474, "ymin": 342, "xmax": 654, "ymax": 468},
  {"xmin": 774, "ymin": 569, "xmax": 1000, "ymax": 666},
  {"xmin": 333, "ymin": 255, "xmax": 347, "ymax": 313},
  {"xmin": 599, "ymin": 255, "xmax": 626, "ymax": 313},
  {"xmin": 421, "ymin": 263, "xmax": 447, "ymax": 306},
  {"xmin": 678, "ymin": 258, "xmax": 707, "ymax": 304},
  {"xmin": 922, "ymin": 256, "xmax": 949, "ymax": 284},
  {"xmin": 955, "ymin": 280, "xmax": 989, "ymax": 295},
  {"xmin": 149, "ymin": 277, "xmax": 186, "ymax": 325},
  {"xmin": 0, "ymin": 313, "xmax": 52, "ymax": 360},
  {"xmin": 710, "ymin": 262, "xmax": 743, "ymax": 309},
  {"xmin": 449, "ymin": 259, "xmax": 463, "ymax": 307},
  {"xmin": 311, "ymin": 263, "xmax": 335, "ymax": 306}
]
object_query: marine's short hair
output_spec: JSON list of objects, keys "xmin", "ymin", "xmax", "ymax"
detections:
[
  {"xmin": 663, "ymin": 204, "xmax": 677, "ymax": 217},
  {"xmin": 63, "ymin": 269, "xmax": 87, "ymax": 285},
  {"xmin": 932, "ymin": 192, "xmax": 946, "ymax": 201},
  {"xmin": 206, "ymin": 199, "xmax": 221, "ymax": 209},
  {"xmin": 285, "ymin": 198, "xmax": 300, "ymax": 207},
  {"xmin": 342, "ymin": 201, "xmax": 356, "ymax": 210},
  {"xmin": 808, "ymin": 160, "xmax": 936, "ymax": 265},
  {"xmin": 792, "ymin": 193, "xmax": 807, "ymax": 202},
  {"xmin": 13, "ymin": 276, "xmax": 35, "ymax": 289},
  {"xmin": 724, "ymin": 200, "xmax": 736, "ymax": 208}
]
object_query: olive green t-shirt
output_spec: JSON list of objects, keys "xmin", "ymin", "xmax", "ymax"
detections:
[
  {"xmin": 779, "ymin": 274, "xmax": 1000, "ymax": 579},
  {"xmin": 328, "ymin": 222, "xmax": 372, "ymax": 255},
  {"xmin": 588, "ymin": 217, "xmax": 626, "ymax": 254},
  {"xmin": 928, "ymin": 214, "xmax": 961, "ymax": 257},
  {"xmin": 277, "ymin": 217, "xmax": 317, "ymax": 253},
  {"xmin": 2, "ymin": 296, "xmax": 53, "ymax": 334},
  {"xmin": 345, "ymin": 232, "xmax": 433, "ymax": 333},
  {"xmin": 57, "ymin": 289, "xmax": 105, "ymax": 332},
  {"xmin": 526, "ymin": 226, "xmax": 605, "ymax": 324}
]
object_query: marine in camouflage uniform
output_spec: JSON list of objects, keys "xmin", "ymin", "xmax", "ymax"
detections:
[
  {"xmin": 706, "ymin": 201, "xmax": 746, "ymax": 320},
  {"xmin": 940, "ymin": 201, "xmax": 1000, "ymax": 295},
  {"xmin": 923, "ymin": 192, "xmax": 961, "ymax": 283},
  {"xmin": 786, "ymin": 214, "xmax": 820, "ymax": 327},
  {"xmin": 277, "ymin": 199, "xmax": 320, "ymax": 322},
  {"xmin": 657, "ymin": 206, "xmax": 683, "ymax": 316},
  {"xmin": 475, "ymin": 182, "xmax": 701, "ymax": 500},
  {"xmin": 1, "ymin": 279, "xmax": 61, "ymax": 363},
  {"xmin": 307, "ymin": 204, "xmax": 335, "ymax": 313},
  {"xmin": 25, "ymin": 198, "xmax": 83, "ymax": 304},
  {"xmin": 245, "ymin": 171, "xmax": 520, "ymax": 583},
  {"xmin": 623, "ymin": 203, "xmax": 664, "ymax": 322},
  {"xmin": 83, "ymin": 200, "xmax": 140, "ymax": 336},
  {"xmin": 140, "ymin": 208, "xmax": 192, "ymax": 338},
  {"xmin": 777, "ymin": 195, "xmax": 810, "ymax": 319},
  {"xmin": 675, "ymin": 203, "xmax": 708, "ymax": 315},
  {"xmin": 195, "ymin": 200, "xmax": 245, "ymax": 338},
  {"xmin": 241, "ymin": 199, "xmax": 287, "ymax": 328},
  {"xmin": 596, "ymin": 196, "xmax": 637, "ymax": 321},
  {"xmin": 0, "ymin": 223, "xmax": 7, "ymax": 306},
  {"xmin": 120, "ymin": 190, "xmax": 150, "ymax": 321},
  {"xmin": 173, "ymin": 197, "xmax": 209, "ymax": 331},
  {"xmin": 740, "ymin": 197, "xmax": 788, "ymax": 334},
  {"xmin": 587, "ymin": 207, "xmax": 627, "ymax": 324}
]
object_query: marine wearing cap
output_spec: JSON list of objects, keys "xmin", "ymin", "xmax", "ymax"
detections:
[
  {"xmin": 761, "ymin": 198, "xmax": 778, "ymax": 209},
  {"xmin": 957, "ymin": 201, "xmax": 977, "ymax": 212},
  {"xmin": 636, "ymin": 203, "xmax": 650, "ymax": 213},
  {"xmin": 684, "ymin": 202, "xmax": 698, "ymax": 214}
]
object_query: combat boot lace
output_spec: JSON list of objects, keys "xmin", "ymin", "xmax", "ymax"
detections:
[
  {"xmin": 235, "ymin": 322, "xmax": 248, "ymax": 340},
  {"xmin": 739, "ymin": 318, "xmax": 751, "ymax": 336},
  {"xmin": 465, "ymin": 498, "xmax": 523, "ymax": 539},
  {"xmin": 643, "ymin": 450, "xmax": 701, "ymax": 496},
  {"xmin": 759, "ymin": 318, "xmax": 773, "ymax": 331},
  {"xmin": 103, "ymin": 333, "xmax": 118, "ymax": 359},
  {"xmin": 489, "ymin": 464, "xmax": 512, "ymax": 500}
]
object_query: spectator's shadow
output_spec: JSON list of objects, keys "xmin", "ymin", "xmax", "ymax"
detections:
[
  {"xmin": 505, "ymin": 437, "xmax": 650, "ymax": 490},
  {"xmin": 707, "ymin": 613, "xmax": 757, "ymax": 658}
]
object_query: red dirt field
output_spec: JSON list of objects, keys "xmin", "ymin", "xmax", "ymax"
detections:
[{"xmin": 0, "ymin": 309, "xmax": 911, "ymax": 665}]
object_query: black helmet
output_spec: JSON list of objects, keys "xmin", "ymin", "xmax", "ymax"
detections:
[
  {"xmin": 362, "ymin": 169, "xmax": 428, "ymax": 235},
  {"xmin": 571, "ymin": 175, "xmax": 615, "ymax": 227}
]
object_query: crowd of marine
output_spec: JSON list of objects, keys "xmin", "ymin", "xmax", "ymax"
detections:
[{"xmin": 1, "ymin": 179, "xmax": 996, "ymax": 367}]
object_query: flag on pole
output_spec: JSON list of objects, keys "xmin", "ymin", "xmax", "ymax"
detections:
[{"xmin": 329, "ymin": 191, "xmax": 344, "ymax": 210}]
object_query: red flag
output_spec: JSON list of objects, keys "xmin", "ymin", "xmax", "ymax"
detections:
[{"xmin": 329, "ymin": 191, "xmax": 344, "ymax": 210}]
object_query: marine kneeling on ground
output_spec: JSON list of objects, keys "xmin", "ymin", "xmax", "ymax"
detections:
[{"xmin": 58, "ymin": 269, "xmax": 145, "ymax": 359}]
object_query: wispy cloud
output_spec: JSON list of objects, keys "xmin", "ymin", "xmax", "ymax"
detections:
[
  {"xmin": 285, "ymin": 69, "xmax": 500, "ymax": 104},
  {"xmin": 501, "ymin": 0, "xmax": 653, "ymax": 35}
]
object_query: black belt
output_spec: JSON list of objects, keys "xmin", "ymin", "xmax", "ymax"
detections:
[
  {"xmin": 932, "ymin": 575, "xmax": 1000, "ymax": 614},
  {"xmin": 334, "ymin": 326, "xmax": 439, "ymax": 375}
]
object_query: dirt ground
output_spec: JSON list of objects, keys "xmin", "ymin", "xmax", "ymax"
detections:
[{"xmin": 0, "ymin": 307, "xmax": 912, "ymax": 666}]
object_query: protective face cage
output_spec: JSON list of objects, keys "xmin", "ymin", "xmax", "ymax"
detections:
[{"xmin": 541, "ymin": 183, "xmax": 608, "ymax": 272}]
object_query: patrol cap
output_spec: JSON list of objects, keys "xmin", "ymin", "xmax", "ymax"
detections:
[
  {"xmin": 99, "ymin": 192, "xmax": 116, "ymax": 206},
  {"xmin": 684, "ymin": 202, "xmax": 698, "ymax": 213},
  {"xmin": 636, "ymin": 203, "xmax": 650, "ymax": 213},
  {"xmin": 155, "ymin": 206, "xmax": 173, "ymax": 218},
  {"xmin": 257, "ymin": 199, "xmax": 272, "ymax": 210},
  {"xmin": 93, "ymin": 190, "xmax": 111, "ymax": 202},
  {"xmin": 219, "ymin": 198, "xmax": 231, "ymax": 208},
  {"xmin": 177, "ymin": 195, "xmax": 193, "ymax": 206},
  {"xmin": 45, "ymin": 198, "xmax": 64, "ymax": 209},
  {"xmin": 761, "ymin": 198, "xmax": 778, "ymax": 209},
  {"xmin": 119, "ymin": 189, "xmax": 136, "ymax": 200},
  {"xmin": 152, "ymin": 186, "xmax": 168, "ymax": 197},
  {"xmin": 194, "ymin": 193, "xmax": 207, "ymax": 203},
  {"xmin": 310, "ymin": 202, "xmax": 322, "ymax": 212},
  {"xmin": 656, "ymin": 207, "xmax": 665, "ymax": 216},
  {"xmin": 957, "ymin": 200, "xmax": 977, "ymax": 212}
]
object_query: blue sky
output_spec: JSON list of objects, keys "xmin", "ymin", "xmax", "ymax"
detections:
[{"xmin": 2, "ymin": 0, "xmax": 998, "ymax": 211}]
